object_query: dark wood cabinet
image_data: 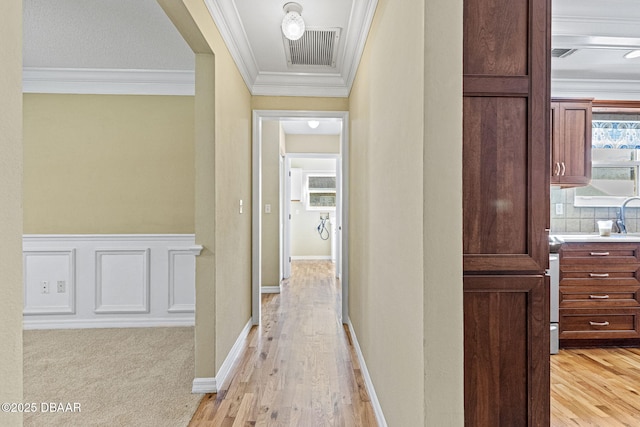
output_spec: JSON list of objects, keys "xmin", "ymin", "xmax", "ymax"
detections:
[
  {"xmin": 550, "ymin": 99, "xmax": 592, "ymax": 187},
  {"xmin": 559, "ymin": 242, "xmax": 640, "ymax": 346},
  {"xmin": 463, "ymin": 0, "xmax": 550, "ymax": 424}
]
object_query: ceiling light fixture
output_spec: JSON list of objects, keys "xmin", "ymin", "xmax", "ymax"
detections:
[
  {"xmin": 281, "ymin": 2, "xmax": 305, "ymax": 41},
  {"xmin": 624, "ymin": 50, "xmax": 640, "ymax": 59},
  {"xmin": 308, "ymin": 120, "xmax": 320, "ymax": 129}
]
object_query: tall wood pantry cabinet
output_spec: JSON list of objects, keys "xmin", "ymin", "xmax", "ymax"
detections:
[{"xmin": 463, "ymin": 0, "xmax": 550, "ymax": 425}]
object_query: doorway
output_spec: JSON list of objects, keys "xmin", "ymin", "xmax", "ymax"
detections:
[{"xmin": 251, "ymin": 110, "xmax": 349, "ymax": 325}]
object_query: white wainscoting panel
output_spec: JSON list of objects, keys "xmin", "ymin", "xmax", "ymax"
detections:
[
  {"xmin": 23, "ymin": 249, "xmax": 76, "ymax": 315},
  {"xmin": 23, "ymin": 235, "xmax": 200, "ymax": 329},
  {"xmin": 95, "ymin": 249, "xmax": 150, "ymax": 314},
  {"xmin": 168, "ymin": 249, "xmax": 197, "ymax": 313}
]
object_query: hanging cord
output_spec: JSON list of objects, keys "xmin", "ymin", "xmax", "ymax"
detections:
[{"xmin": 317, "ymin": 215, "xmax": 330, "ymax": 240}]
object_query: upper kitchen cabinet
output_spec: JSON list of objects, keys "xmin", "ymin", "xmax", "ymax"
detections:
[{"xmin": 551, "ymin": 98, "xmax": 592, "ymax": 187}]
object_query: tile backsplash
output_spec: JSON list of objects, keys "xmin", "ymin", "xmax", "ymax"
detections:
[{"xmin": 550, "ymin": 187, "xmax": 640, "ymax": 233}]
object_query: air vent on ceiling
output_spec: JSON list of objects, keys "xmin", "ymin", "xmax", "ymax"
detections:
[
  {"xmin": 283, "ymin": 27, "xmax": 341, "ymax": 68},
  {"xmin": 551, "ymin": 48, "xmax": 578, "ymax": 58}
]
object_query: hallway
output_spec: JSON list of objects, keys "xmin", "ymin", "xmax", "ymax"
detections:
[{"xmin": 189, "ymin": 261, "xmax": 378, "ymax": 426}]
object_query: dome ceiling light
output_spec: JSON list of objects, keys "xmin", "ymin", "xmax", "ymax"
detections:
[{"xmin": 281, "ymin": 2, "xmax": 305, "ymax": 41}]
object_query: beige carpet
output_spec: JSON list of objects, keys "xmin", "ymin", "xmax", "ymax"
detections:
[{"xmin": 23, "ymin": 327, "xmax": 202, "ymax": 427}]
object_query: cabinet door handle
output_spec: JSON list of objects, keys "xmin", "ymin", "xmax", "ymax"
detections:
[
  {"xmin": 590, "ymin": 252, "xmax": 610, "ymax": 256},
  {"xmin": 561, "ymin": 161, "xmax": 566, "ymax": 176},
  {"xmin": 589, "ymin": 294, "xmax": 610, "ymax": 299},
  {"xmin": 589, "ymin": 273, "xmax": 610, "ymax": 277},
  {"xmin": 554, "ymin": 162, "xmax": 560, "ymax": 176},
  {"xmin": 589, "ymin": 321, "xmax": 610, "ymax": 327}
]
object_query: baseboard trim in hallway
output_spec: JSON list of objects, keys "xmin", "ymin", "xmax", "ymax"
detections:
[
  {"xmin": 191, "ymin": 319, "xmax": 252, "ymax": 393},
  {"xmin": 347, "ymin": 318, "xmax": 388, "ymax": 427},
  {"xmin": 261, "ymin": 285, "xmax": 281, "ymax": 294}
]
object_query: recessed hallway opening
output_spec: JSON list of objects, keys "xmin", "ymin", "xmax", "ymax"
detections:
[{"xmin": 189, "ymin": 260, "xmax": 376, "ymax": 425}]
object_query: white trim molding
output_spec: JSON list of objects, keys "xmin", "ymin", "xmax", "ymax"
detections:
[
  {"xmin": 261, "ymin": 286, "xmax": 281, "ymax": 294},
  {"xmin": 192, "ymin": 320, "xmax": 253, "ymax": 393},
  {"xmin": 23, "ymin": 67, "xmax": 195, "ymax": 96},
  {"xmin": 95, "ymin": 248, "xmax": 151, "ymax": 314},
  {"xmin": 23, "ymin": 317, "xmax": 194, "ymax": 330},
  {"xmin": 346, "ymin": 319, "xmax": 388, "ymax": 427},
  {"xmin": 203, "ymin": 0, "xmax": 377, "ymax": 97},
  {"xmin": 552, "ymin": 78, "xmax": 640, "ymax": 101},
  {"xmin": 191, "ymin": 378, "xmax": 217, "ymax": 394},
  {"xmin": 291, "ymin": 255, "xmax": 332, "ymax": 261}
]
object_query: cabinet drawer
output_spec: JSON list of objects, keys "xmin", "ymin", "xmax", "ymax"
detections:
[
  {"xmin": 560, "ymin": 265, "xmax": 640, "ymax": 287},
  {"xmin": 560, "ymin": 285, "xmax": 640, "ymax": 308},
  {"xmin": 560, "ymin": 243, "xmax": 640, "ymax": 265},
  {"xmin": 559, "ymin": 308, "xmax": 640, "ymax": 339}
]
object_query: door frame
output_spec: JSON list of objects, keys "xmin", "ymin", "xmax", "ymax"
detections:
[{"xmin": 252, "ymin": 110, "xmax": 349, "ymax": 325}]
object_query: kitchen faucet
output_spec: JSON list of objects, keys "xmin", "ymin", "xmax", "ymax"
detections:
[{"xmin": 617, "ymin": 196, "xmax": 640, "ymax": 233}]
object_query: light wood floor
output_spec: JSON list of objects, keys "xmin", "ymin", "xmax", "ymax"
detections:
[
  {"xmin": 189, "ymin": 260, "xmax": 377, "ymax": 426},
  {"xmin": 551, "ymin": 347, "xmax": 640, "ymax": 426}
]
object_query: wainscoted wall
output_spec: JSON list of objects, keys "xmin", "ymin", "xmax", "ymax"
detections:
[
  {"xmin": 23, "ymin": 234, "xmax": 200, "ymax": 329},
  {"xmin": 550, "ymin": 186, "xmax": 640, "ymax": 233}
]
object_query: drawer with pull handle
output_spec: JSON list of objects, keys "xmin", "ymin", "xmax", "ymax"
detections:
[
  {"xmin": 560, "ymin": 285, "xmax": 640, "ymax": 308},
  {"xmin": 560, "ymin": 243, "xmax": 640, "ymax": 264},
  {"xmin": 559, "ymin": 265, "xmax": 640, "ymax": 286},
  {"xmin": 559, "ymin": 308, "xmax": 640, "ymax": 339}
]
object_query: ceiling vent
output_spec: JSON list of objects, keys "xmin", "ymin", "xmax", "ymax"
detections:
[
  {"xmin": 551, "ymin": 48, "xmax": 578, "ymax": 58},
  {"xmin": 283, "ymin": 27, "xmax": 341, "ymax": 68}
]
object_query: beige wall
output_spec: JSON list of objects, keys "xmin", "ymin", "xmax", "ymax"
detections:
[
  {"xmin": 182, "ymin": 0, "xmax": 253, "ymax": 376},
  {"xmin": 261, "ymin": 120, "xmax": 281, "ymax": 287},
  {"xmin": 23, "ymin": 94, "xmax": 195, "ymax": 234},
  {"xmin": 349, "ymin": 0, "xmax": 463, "ymax": 424},
  {"xmin": 422, "ymin": 0, "xmax": 464, "ymax": 424},
  {"xmin": 0, "ymin": 0, "xmax": 23, "ymax": 425},
  {"xmin": 286, "ymin": 134, "xmax": 340, "ymax": 154}
]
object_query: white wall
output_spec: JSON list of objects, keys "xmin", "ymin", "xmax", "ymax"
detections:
[{"xmin": 290, "ymin": 158, "xmax": 336, "ymax": 259}]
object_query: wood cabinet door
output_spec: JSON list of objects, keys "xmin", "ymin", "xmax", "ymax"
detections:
[
  {"xmin": 464, "ymin": 275, "xmax": 549, "ymax": 427},
  {"xmin": 463, "ymin": 0, "xmax": 550, "ymax": 274},
  {"xmin": 463, "ymin": 0, "xmax": 550, "ymax": 425},
  {"xmin": 556, "ymin": 101, "xmax": 592, "ymax": 186}
]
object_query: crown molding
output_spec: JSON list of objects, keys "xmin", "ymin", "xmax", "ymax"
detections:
[
  {"xmin": 552, "ymin": 78, "xmax": 640, "ymax": 101},
  {"xmin": 203, "ymin": 0, "xmax": 259, "ymax": 91},
  {"xmin": 203, "ymin": 0, "xmax": 376, "ymax": 97},
  {"xmin": 23, "ymin": 68, "xmax": 195, "ymax": 95}
]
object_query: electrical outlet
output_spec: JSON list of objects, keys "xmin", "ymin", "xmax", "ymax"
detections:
[
  {"xmin": 57, "ymin": 280, "xmax": 66, "ymax": 293},
  {"xmin": 555, "ymin": 203, "xmax": 564, "ymax": 215},
  {"xmin": 41, "ymin": 281, "xmax": 49, "ymax": 294},
  {"xmin": 265, "ymin": 204, "xmax": 271, "ymax": 214}
]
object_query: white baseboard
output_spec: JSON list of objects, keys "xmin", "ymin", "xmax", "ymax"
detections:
[
  {"xmin": 290, "ymin": 255, "xmax": 332, "ymax": 260},
  {"xmin": 261, "ymin": 286, "xmax": 281, "ymax": 294},
  {"xmin": 191, "ymin": 377, "xmax": 216, "ymax": 394},
  {"xmin": 23, "ymin": 317, "xmax": 194, "ymax": 330},
  {"xmin": 192, "ymin": 319, "xmax": 253, "ymax": 394},
  {"xmin": 346, "ymin": 318, "xmax": 388, "ymax": 427}
]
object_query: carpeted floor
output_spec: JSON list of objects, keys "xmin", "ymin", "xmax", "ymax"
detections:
[{"xmin": 23, "ymin": 327, "xmax": 202, "ymax": 427}]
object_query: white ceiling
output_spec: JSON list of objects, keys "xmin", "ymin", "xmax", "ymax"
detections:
[
  {"xmin": 23, "ymin": 0, "xmax": 194, "ymax": 70},
  {"xmin": 552, "ymin": 0, "xmax": 640, "ymax": 99},
  {"xmin": 280, "ymin": 119, "xmax": 342, "ymax": 135},
  {"xmin": 21, "ymin": 0, "xmax": 640, "ymax": 100}
]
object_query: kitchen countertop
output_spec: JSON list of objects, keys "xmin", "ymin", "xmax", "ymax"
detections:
[{"xmin": 552, "ymin": 233, "xmax": 640, "ymax": 243}]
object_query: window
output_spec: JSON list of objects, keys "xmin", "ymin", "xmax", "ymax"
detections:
[
  {"xmin": 304, "ymin": 173, "xmax": 336, "ymax": 210},
  {"xmin": 574, "ymin": 120, "xmax": 640, "ymax": 207}
]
